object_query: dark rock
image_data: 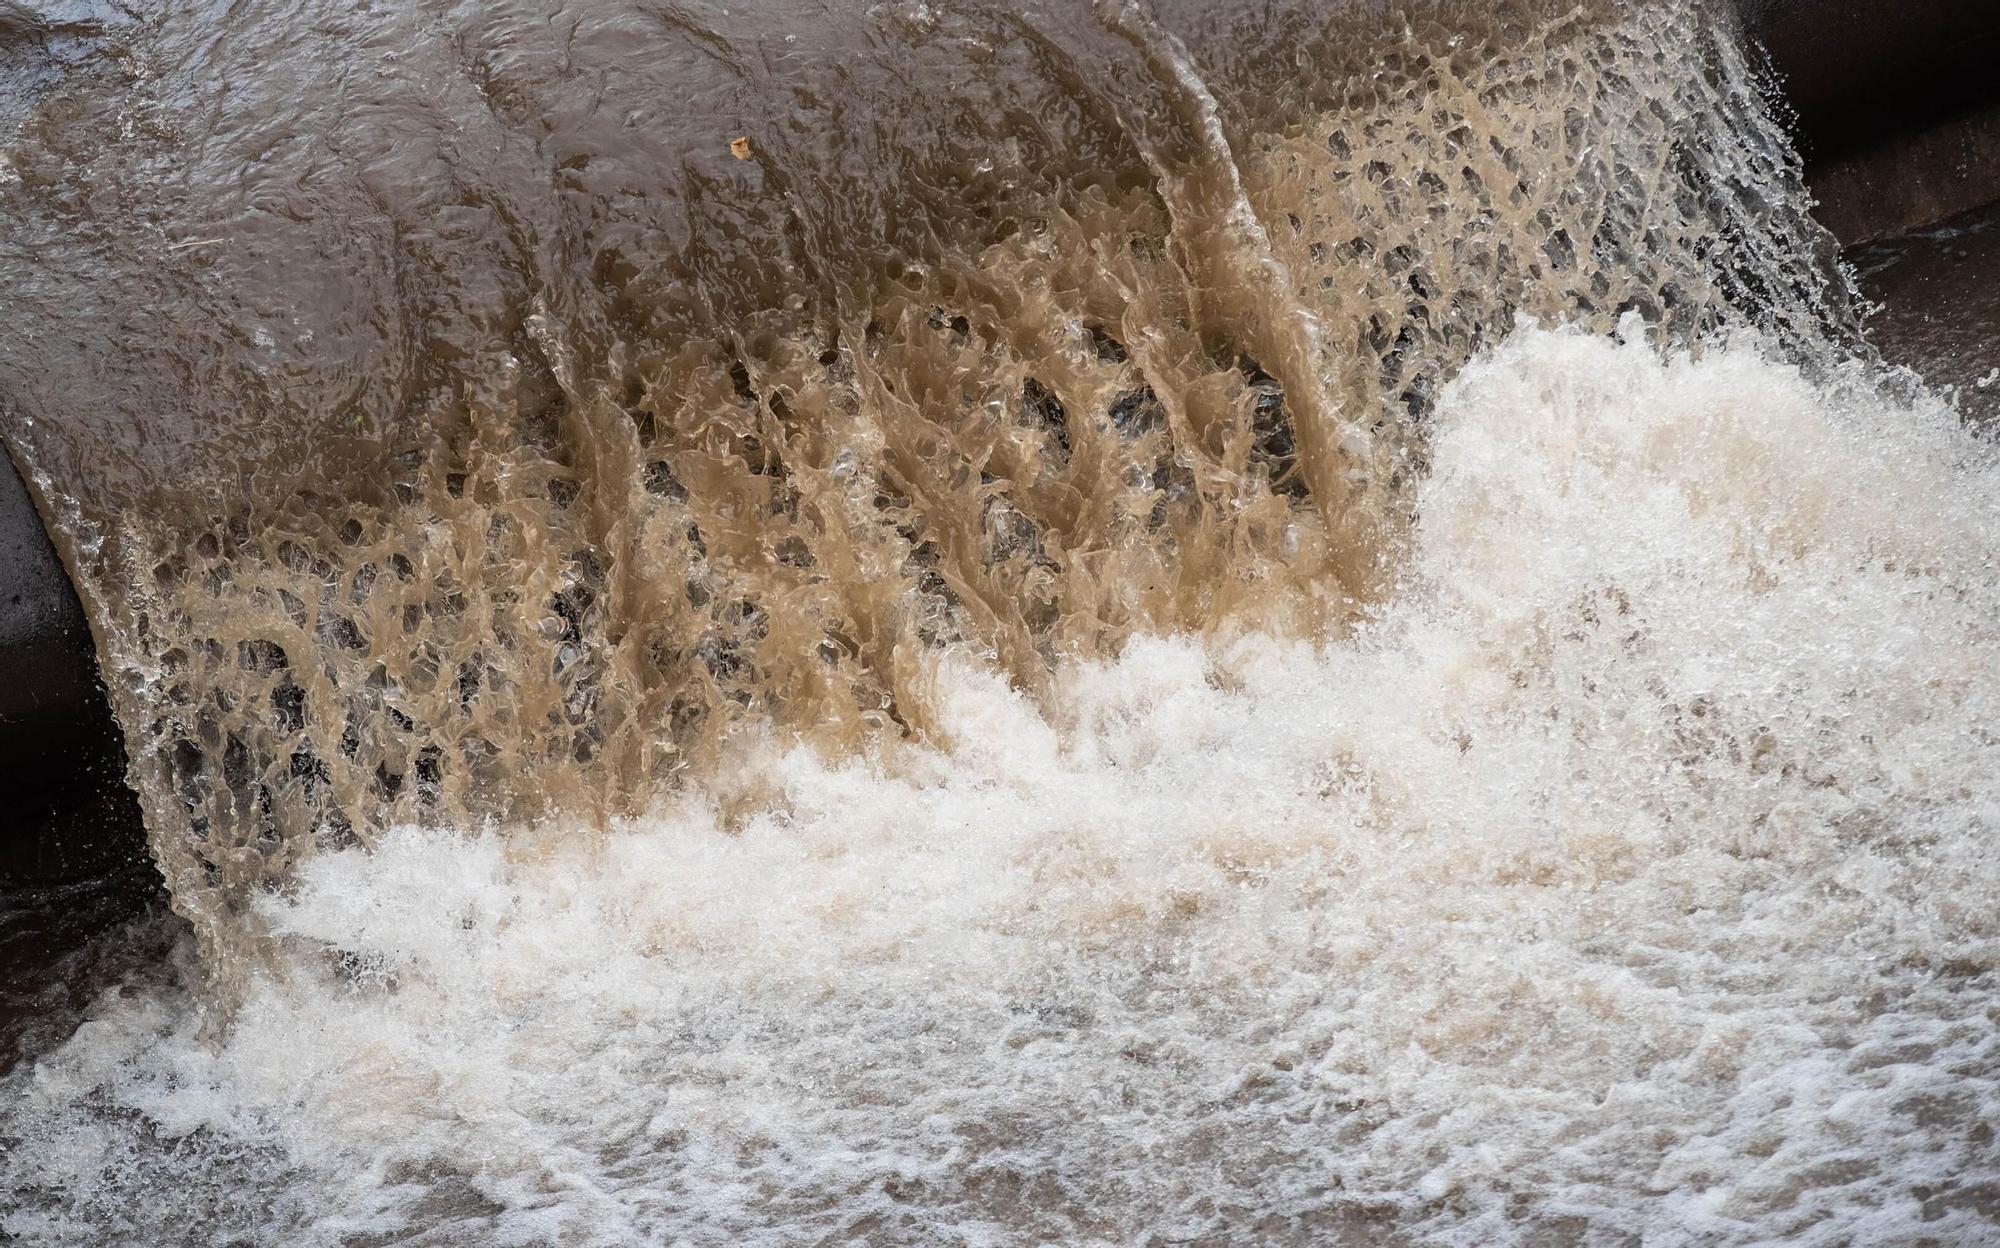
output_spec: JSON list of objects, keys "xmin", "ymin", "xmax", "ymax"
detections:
[{"xmin": 0, "ymin": 449, "xmax": 144, "ymax": 880}]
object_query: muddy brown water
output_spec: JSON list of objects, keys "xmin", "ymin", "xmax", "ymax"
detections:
[
  {"xmin": 5, "ymin": 5, "xmax": 2000, "ymax": 1244},
  {"xmin": 21, "ymin": 171, "xmax": 1993, "ymax": 1066},
  {"xmin": 0, "ymin": 0, "xmax": 1854, "ymax": 999},
  {"xmin": 1850, "ymin": 196, "xmax": 2000, "ymax": 427},
  {"xmin": 19, "ymin": 198, "xmax": 1998, "ymax": 1076}
]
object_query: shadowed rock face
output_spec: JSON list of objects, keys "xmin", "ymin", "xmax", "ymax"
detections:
[
  {"xmin": 1740, "ymin": 0, "xmax": 2000, "ymax": 162},
  {"xmin": 0, "ymin": 451, "xmax": 142, "ymax": 880},
  {"xmin": 1742, "ymin": 0, "xmax": 2000, "ymax": 241},
  {"xmin": 1849, "ymin": 197, "xmax": 2000, "ymax": 425}
]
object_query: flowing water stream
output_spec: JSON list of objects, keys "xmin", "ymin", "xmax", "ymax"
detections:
[{"xmin": 0, "ymin": 1, "xmax": 1994, "ymax": 1243}]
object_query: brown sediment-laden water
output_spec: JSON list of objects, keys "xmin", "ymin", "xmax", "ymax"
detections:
[{"xmin": 1, "ymin": 1, "xmax": 1995, "ymax": 1243}]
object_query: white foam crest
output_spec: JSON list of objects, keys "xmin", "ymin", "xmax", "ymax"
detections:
[{"xmin": 4, "ymin": 325, "xmax": 1998, "ymax": 1245}]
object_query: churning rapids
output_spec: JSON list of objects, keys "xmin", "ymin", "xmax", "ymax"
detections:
[{"xmin": 1, "ymin": 1, "xmax": 1996, "ymax": 1244}]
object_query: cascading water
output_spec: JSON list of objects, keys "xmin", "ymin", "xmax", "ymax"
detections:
[{"xmin": 1, "ymin": 1, "xmax": 1993, "ymax": 1243}]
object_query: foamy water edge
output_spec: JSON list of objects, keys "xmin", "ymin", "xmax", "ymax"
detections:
[{"xmin": 4, "ymin": 324, "xmax": 1997, "ymax": 1246}]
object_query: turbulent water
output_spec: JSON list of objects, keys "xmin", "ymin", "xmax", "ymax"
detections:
[
  {"xmin": 0, "ymin": 0, "xmax": 1844, "ymax": 973},
  {"xmin": 2, "ymin": 0, "xmax": 1996, "ymax": 1244}
]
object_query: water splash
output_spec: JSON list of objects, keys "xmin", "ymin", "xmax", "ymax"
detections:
[
  {"xmin": 9, "ymin": 1, "xmax": 1990, "ymax": 1242},
  {"xmin": 0, "ymin": 1, "xmax": 1848, "ymax": 981},
  {"xmin": 5, "ymin": 325, "xmax": 1995, "ymax": 1243}
]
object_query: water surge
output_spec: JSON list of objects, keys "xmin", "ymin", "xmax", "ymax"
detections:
[{"xmin": 1, "ymin": 1, "xmax": 1992, "ymax": 1243}]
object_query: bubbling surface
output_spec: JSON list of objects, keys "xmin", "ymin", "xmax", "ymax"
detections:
[{"xmin": 3, "ymin": 326, "xmax": 1996, "ymax": 1244}]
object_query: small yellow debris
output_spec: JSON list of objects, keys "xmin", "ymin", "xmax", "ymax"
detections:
[{"xmin": 729, "ymin": 136, "xmax": 752, "ymax": 161}]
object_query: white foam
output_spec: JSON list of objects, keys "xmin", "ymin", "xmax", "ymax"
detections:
[{"xmin": 5, "ymin": 325, "xmax": 1997, "ymax": 1245}]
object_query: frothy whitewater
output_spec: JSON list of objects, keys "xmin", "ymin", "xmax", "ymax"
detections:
[{"xmin": 4, "ymin": 323, "xmax": 1995, "ymax": 1244}]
